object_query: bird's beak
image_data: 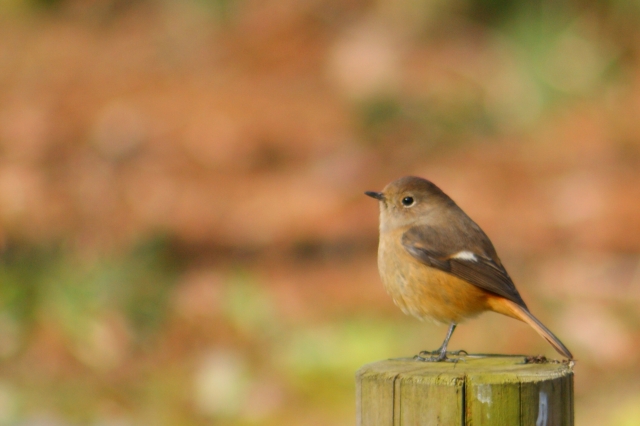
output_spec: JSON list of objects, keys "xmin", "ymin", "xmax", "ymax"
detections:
[{"xmin": 365, "ymin": 191, "xmax": 385, "ymax": 201}]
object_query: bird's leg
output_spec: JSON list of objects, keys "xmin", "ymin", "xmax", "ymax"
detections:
[
  {"xmin": 415, "ymin": 323, "xmax": 464, "ymax": 362},
  {"xmin": 435, "ymin": 323, "xmax": 457, "ymax": 361}
]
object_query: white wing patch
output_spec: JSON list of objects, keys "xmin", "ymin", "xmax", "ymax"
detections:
[{"xmin": 451, "ymin": 251, "xmax": 478, "ymax": 262}]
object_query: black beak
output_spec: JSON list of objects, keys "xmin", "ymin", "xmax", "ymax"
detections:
[{"xmin": 365, "ymin": 191, "xmax": 384, "ymax": 201}]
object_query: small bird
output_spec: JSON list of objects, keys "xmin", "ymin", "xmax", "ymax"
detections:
[{"xmin": 365, "ymin": 176, "xmax": 572, "ymax": 361}]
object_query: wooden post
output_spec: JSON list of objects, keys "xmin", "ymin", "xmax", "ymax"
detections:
[{"xmin": 356, "ymin": 355, "xmax": 573, "ymax": 426}]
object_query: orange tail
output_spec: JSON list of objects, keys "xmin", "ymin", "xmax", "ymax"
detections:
[{"xmin": 487, "ymin": 296, "xmax": 573, "ymax": 360}]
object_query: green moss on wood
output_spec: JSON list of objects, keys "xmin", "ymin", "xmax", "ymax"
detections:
[{"xmin": 356, "ymin": 355, "xmax": 574, "ymax": 426}]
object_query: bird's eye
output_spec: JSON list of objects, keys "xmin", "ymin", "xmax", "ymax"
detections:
[{"xmin": 401, "ymin": 196, "xmax": 415, "ymax": 207}]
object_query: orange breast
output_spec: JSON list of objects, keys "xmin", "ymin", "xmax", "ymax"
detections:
[{"xmin": 378, "ymin": 230, "xmax": 491, "ymax": 324}]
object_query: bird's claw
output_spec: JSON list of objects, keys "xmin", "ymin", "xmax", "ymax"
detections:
[
  {"xmin": 414, "ymin": 349, "xmax": 468, "ymax": 362},
  {"xmin": 413, "ymin": 354, "xmax": 459, "ymax": 362}
]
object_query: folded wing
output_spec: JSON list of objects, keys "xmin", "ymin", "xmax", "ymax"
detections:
[{"xmin": 402, "ymin": 226, "xmax": 527, "ymax": 308}]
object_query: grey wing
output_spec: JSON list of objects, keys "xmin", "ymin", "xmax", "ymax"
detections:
[{"xmin": 402, "ymin": 226, "xmax": 527, "ymax": 308}]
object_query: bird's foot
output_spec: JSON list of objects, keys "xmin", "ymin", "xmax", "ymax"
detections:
[
  {"xmin": 414, "ymin": 349, "xmax": 468, "ymax": 363},
  {"xmin": 414, "ymin": 353, "xmax": 457, "ymax": 362},
  {"xmin": 415, "ymin": 349, "xmax": 468, "ymax": 358}
]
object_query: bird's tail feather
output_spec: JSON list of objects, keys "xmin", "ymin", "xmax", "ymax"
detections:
[{"xmin": 488, "ymin": 297, "xmax": 573, "ymax": 360}]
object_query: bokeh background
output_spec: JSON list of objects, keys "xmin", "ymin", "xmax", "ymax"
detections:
[{"xmin": 1, "ymin": 0, "xmax": 640, "ymax": 424}]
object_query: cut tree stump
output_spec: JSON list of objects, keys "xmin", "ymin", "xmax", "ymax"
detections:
[{"xmin": 356, "ymin": 354, "xmax": 573, "ymax": 426}]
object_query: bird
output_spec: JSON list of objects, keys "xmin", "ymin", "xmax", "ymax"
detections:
[{"xmin": 365, "ymin": 175, "xmax": 573, "ymax": 361}]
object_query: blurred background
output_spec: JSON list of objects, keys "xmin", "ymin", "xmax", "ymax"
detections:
[{"xmin": 0, "ymin": 0, "xmax": 639, "ymax": 424}]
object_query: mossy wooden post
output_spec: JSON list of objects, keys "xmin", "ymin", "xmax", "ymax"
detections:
[{"xmin": 356, "ymin": 355, "xmax": 573, "ymax": 426}]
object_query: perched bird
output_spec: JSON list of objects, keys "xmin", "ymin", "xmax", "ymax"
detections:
[{"xmin": 365, "ymin": 176, "xmax": 572, "ymax": 361}]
